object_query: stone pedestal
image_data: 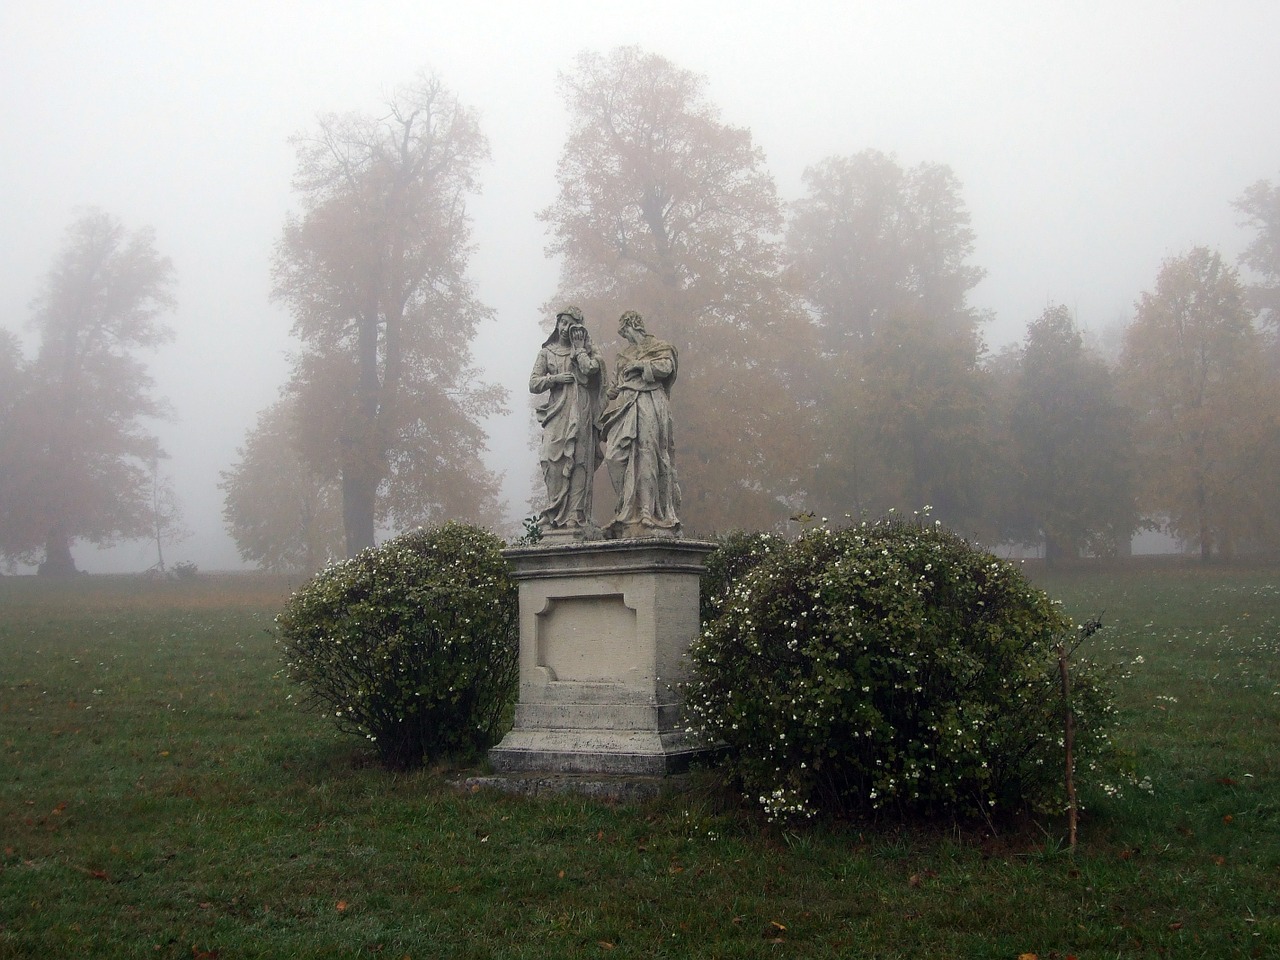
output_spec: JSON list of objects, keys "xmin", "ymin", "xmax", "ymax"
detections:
[{"xmin": 488, "ymin": 538, "xmax": 716, "ymax": 776}]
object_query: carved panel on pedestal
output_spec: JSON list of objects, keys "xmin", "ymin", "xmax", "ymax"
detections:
[{"xmin": 535, "ymin": 594, "xmax": 637, "ymax": 682}]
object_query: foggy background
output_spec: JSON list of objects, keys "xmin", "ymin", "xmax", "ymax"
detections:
[{"xmin": 3, "ymin": 0, "xmax": 1278, "ymax": 572}]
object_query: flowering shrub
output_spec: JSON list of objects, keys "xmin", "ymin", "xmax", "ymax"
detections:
[
  {"xmin": 700, "ymin": 530, "xmax": 788, "ymax": 621},
  {"xmin": 276, "ymin": 523, "xmax": 518, "ymax": 770},
  {"xmin": 685, "ymin": 518, "xmax": 1118, "ymax": 821}
]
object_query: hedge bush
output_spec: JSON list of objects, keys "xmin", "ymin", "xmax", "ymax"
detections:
[
  {"xmin": 699, "ymin": 530, "xmax": 788, "ymax": 622},
  {"xmin": 685, "ymin": 518, "xmax": 1117, "ymax": 821},
  {"xmin": 276, "ymin": 523, "xmax": 518, "ymax": 770}
]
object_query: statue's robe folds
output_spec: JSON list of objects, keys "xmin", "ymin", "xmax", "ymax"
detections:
[
  {"xmin": 530, "ymin": 343, "xmax": 604, "ymax": 529},
  {"xmin": 599, "ymin": 337, "xmax": 681, "ymax": 537}
]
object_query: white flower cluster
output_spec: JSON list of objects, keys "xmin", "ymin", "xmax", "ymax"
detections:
[{"xmin": 757, "ymin": 786, "xmax": 815, "ymax": 822}]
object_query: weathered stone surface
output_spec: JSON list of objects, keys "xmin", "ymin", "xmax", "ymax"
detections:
[
  {"xmin": 459, "ymin": 773, "xmax": 687, "ymax": 803},
  {"xmin": 530, "ymin": 305, "xmax": 606, "ymax": 539},
  {"xmin": 488, "ymin": 538, "xmax": 715, "ymax": 776},
  {"xmin": 599, "ymin": 311, "xmax": 681, "ymax": 539}
]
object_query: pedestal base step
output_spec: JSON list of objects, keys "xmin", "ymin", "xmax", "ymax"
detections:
[
  {"xmin": 488, "ymin": 728, "xmax": 703, "ymax": 776},
  {"xmin": 459, "ymin": 772, "xmax": 687, "ymax": 803}
]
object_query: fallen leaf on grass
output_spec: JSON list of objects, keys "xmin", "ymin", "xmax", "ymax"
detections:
[
  {"xmin": 761, "ymin": 922, "xmax": 787, "ymax": 943},
  {"xmin": 1169, "ymin": 921, "xmax": 1184, "ymax": 930},
  {"xmin": 1017, "ymin": 954, "xmax": 1038, "ymax": 960},
  {"xmin": 336, "ymin": 900, "xmax": 349, "ymax": 912},
  {"xmin": 1223, "ymin": 815, "xmax": 1234, "ymax": 824},
  {"xmin": 597, "ymin": 941, "xmax": 615, "ymax": 950}
]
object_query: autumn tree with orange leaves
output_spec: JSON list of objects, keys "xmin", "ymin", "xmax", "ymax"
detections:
[
  {"xmin": 540, "ymin": 47, "xmax": 815, "ymax": 535},
  {"xmin": 1121, "ymin": 248, "xmax": 1279, "ymax": 558},
  {"xmin": 269, "ymin": 73, "xmax": 505, "ymax": 557}
]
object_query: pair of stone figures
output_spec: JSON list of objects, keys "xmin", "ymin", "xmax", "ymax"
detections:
[{"xmin": 530, "ymin": 307, "xmax": 681, "ymax": 541}]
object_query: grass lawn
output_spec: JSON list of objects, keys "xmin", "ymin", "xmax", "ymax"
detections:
[{"xmin": 1, "ymin": 560, "xmax": 1278, "ymax": 958}]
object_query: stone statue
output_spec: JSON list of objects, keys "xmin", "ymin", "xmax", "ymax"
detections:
[
  {"xmin": 530, "ymin": 306, "xmax": 606, "ymax": 537},
  {"xmin": 599, "ymin": 311, "xmax": 681, "ymax": 539}
]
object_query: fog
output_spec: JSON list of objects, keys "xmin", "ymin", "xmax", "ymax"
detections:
[{"xmin": 3, "ymin": 1, "xmax": 1278, "ymax": 572}]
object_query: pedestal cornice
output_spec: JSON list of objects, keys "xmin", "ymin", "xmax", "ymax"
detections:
[{"xmin": 503, "ymin": 537, "xmax": 716, "ymax": 580}]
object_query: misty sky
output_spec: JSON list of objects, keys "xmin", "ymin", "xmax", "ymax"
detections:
[{"xmin": 3, "ymin": 1, "xmax": 1278, "ymax": 572}]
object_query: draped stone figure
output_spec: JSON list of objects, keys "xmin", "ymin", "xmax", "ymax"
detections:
[
  {"xmin": 599, "ymin": 311, "xmax": 681, "ymax": 539},
  {"xmin": 530, "ymin": 306, "xmax": 606, "ymax": 537}
]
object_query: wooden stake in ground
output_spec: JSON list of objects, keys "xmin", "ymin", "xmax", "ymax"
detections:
[
  {"xmin": 1058, "ymin": 640, "xmax": 1077, "ymax": 852},
  {"xmin": 1058, "ymin": 615, "xmax": 1103, "ymax": 853}
]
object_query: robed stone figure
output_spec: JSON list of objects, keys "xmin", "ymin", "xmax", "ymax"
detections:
[
  {"xmin": 530, "ymin": 306, "xmax": 605, "ymax": 536},
  {"xmin": 599, "ymin": 311, "xmax": 681, "ymax": 539}
]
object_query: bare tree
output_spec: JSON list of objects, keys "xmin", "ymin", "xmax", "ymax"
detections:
[{"xmin": 144, "ymin": 445, "xmax": 190, "ymax": 576}]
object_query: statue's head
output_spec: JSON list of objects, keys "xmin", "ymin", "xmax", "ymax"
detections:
[
  {"xmin": 546, "ymin": 305, "xmax": 585, "ymax": 345},
  {"xmin": 618, "ymin": 310, "xmax": 647, "ymax": 336}
]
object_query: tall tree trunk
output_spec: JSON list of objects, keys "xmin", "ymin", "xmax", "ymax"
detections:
[
  {"xmin": 342, "ymin": 462, "xmax": 378, "ymax": 557},
  {"xmin": 341, "ymin": 305, "xmax": 383, "ymax": 559},
  {"xmin": 908, "ymin": 430, "xmax": 926, "ymax": 511},
  {"xmin": 1044, "ymin": 535, "xmax": 1062, "ymax": 566},
  {"xmin": 39, "ymin": 524, "xmax": 77, "ymax": 577},
  {"xmin": 1197, "ymin": 481, "xmax": 1212, "ymax": 563},
  {"xmin": 1044, "ymin": 534, "xmax": 1076, "ymax": 565}
]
